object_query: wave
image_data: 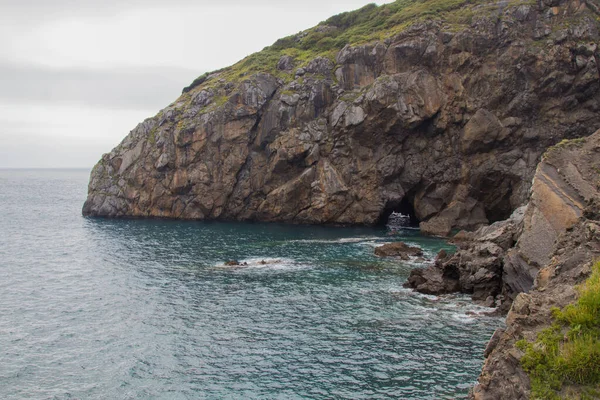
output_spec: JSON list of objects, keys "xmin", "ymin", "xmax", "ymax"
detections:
[
  {"xmin": 389, "ymin": 288, "xmax": 501, "ymax": 323},
  {"xmin": 288, "ymin": 236, "xmax": 382, "ymax": 245}
]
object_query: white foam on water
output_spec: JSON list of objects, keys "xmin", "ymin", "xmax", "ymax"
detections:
[
  {"xmin": 215, "ymin": 257, "xmax": 311, "ymax": 272},
  {"xmin": 402, "ymin": 258, "xmax": 434, "ymax": 268},
  {"xmin": 357, "ymin": 240, "xmax": 382, "ymax": 248},
  {"xmin": 451, "ymin": 313, "xmax": 477, "ymax": 323},
  {"xmin": 388, "ymin": 287, "xmax": 438, "ymax": 300},
  {"xmin": 440, "ymin": 300, "xmax": 501, "ymax": 324},
  {"xmin": 389, "ymin": 287, "xmax": 501, "ymax": 323}
]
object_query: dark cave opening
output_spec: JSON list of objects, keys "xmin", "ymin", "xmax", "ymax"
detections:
[
  {"xmin": 378, "ymin": 196, "xmax": 420, "ymax": 228},
  {"xmin": 478, "ymin": 173, "xmax": 517, "ymax": 224},
  {"xmin": 442, "ymin": 264, "xmax": 460, "ymax": 281},
  {"xmin": 486, "ymin": 201, "xmax": 513, "ymax": 224}
]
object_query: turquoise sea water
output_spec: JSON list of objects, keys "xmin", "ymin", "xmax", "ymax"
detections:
[{"xmin": 0, "ymin": 169, "xmax": 501, "ymax": 399}]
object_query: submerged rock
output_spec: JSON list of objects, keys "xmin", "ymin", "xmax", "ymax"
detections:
[
  {"xmin": 224, "ymin": 260, "xmax": 251, "ymax": 267},
  {"xmin": 374, "ymin": 242, "xmax": 423, "ymax": 259}
]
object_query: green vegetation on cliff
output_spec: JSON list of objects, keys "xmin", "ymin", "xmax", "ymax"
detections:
[
  {"xmin": 517, "ymin": 262, "xmax": 600, "ymax": 399},
  {"xmin": 182, "ymin": 0, "xmax": 534, "ymax": 92}
]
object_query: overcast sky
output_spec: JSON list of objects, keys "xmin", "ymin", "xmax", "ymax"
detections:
[{"xmin": 0, "ymin": 0, "xmax": 393, "ymax": 168}]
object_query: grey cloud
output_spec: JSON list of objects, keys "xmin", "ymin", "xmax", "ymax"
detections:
[
  {"xmin": 0, "ymin": 62, "xmax": 201, "ymax": 110},
  {"xmin": 1, "ymin": 0, "xmax": 352, "ymax": 19},
  {"xmin": 1, "ymin": 0, "xmax": 344, "ymax": 8}
]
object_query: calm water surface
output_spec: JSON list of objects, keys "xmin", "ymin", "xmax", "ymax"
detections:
[{"xmin": 0, "ymin": 169, "xmax": 501, "ymax": 399}]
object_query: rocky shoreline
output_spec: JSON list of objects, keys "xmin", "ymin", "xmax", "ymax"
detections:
[{"xmin": 405, "ymin": 205, "xmax": 526, "ymax": 310}]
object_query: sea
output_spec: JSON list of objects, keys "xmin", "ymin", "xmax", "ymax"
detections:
[{"xmin": 0, "ymin": 169, "xmax": 502, "ymax": 399}]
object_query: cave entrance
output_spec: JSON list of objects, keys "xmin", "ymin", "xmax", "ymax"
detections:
[{"xmin": 378, "ymin": 196, "xmax": 420, "ymax": 229}]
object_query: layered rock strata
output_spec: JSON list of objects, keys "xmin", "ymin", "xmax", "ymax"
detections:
[{"xmin": 84, "ymin": 0, "xmax": 600, "ymax": 236}]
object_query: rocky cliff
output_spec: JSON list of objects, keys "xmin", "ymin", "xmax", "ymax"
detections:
[
  {"xmin": 470, "ymin": 130, "xmax": 600, "ymax": 399},
  {"xmin": 406, "ymin": 129, "xmax": 600, "ymax": 397},
  {"xmin": 83, "ymin": 0, "xmax": 600, "ymax": 237}
]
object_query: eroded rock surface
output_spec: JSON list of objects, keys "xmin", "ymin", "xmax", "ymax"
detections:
[{"xmin": 84, "ymin": 0, "xmax": 600, "ymax": 233}]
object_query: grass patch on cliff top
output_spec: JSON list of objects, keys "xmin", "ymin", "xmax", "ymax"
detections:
[
  {"xmin": 544, "ymin": 137, "xmax": 587, "ymax": 161},
  {"xmin": 183, "ymin": 0, "xmax": 540, "ymax": 92},
  {"xmin": 516, "ymin": 261, "xmax": 600, "ymax": 399}
]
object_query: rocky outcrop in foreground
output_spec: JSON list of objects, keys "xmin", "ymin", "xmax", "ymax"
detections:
[
  {"xmin": 405, "ymin": 205, "xmax": 526, "ymax": 307},
  {"xmin": 471, "ymin": 130, "xmax": 600, "ymax": 399},
  {"xmin": 84, "ymin": 0, "xmax": 600, "ymax": 236},
  {"xmin": 406, "ymin": 130, "xmax": 600, "ymax": 398}
]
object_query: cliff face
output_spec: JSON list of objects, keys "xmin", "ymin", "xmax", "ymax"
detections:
[
  {"xmin": 84, "ymin": 0, "xmax": 600, "ymax": 236},
  {"xmin": 472, "ymin": 130, "xmax": 600, "ymax": 399}
]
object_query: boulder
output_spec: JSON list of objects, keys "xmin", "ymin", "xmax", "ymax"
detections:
[
  {"xmin": 420, "ymin": 217, "xmax": 453, "ymax": 237},
  {"xmin": 462, "ymin": 109, "xmax": 508, "ymax": 153},
  {"xmin": 277, "ymin": 55, "xmax": 295, "ymax": 71},
  {"xmin": 404, "ymin": 265, "xmax": 461, "ymax": 294}
]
